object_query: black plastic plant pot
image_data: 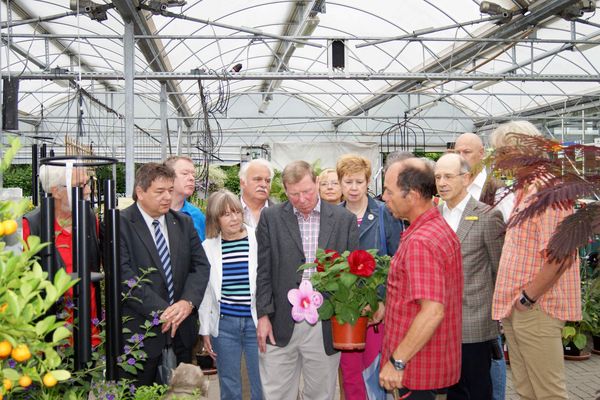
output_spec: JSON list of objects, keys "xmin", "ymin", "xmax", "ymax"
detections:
[
  {"xmin": 593, "ymin": 335, "xmax": 600, "ymax": 351},
  {"xmin": 563, "ymin": 342, "xmax": 582, "ymax": 356}
]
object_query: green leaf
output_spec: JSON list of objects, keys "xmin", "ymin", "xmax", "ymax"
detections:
[
  {"xmin": 44, "ymin": 284, "xmax": 58, "ymax": 308},
  {"xmin": 336, "ymin": 283, "xmax": 350, "ymax": 302},
  {"xmin": 340, "ymin": 272, "xmax": 358, "ymax": 288},
  {"xmin": 44, "ymin": 348, "xmax": 61, "ymax": 369},
  {"xmin": 318, "ymin": 300, "xmax": 334, "ymax": 320},
  {"xmin": 121, "ymin": 364, "xmax": 138, "ymax": 375},
  {"xmin": 3, "ymin": 368, "xmax": 19, "ymax": 380},
  {"xmin": 35, "ymin": 315, "xmax": 57, "ymax": 336},
  {"xmin": 324, "ymin": 281, "xmax": 339, "ymax": 292},
  {"xmin": 49, "ymin": 369, "xmax": 71, "ymax": 381},
  {"xmin": 20, "ymin": 280, "xmax": 33, "ymax": 299},
  {"xmin": 573, "ymin": 333, "xmax": 587, "ymax": 350},
  {"xmin": 299, "ymin": 262, "xmax": 318, "ymax": 271},
  {"xmin": 562, "ymin": 325, "xmax": 576, "ymax": 339},
  {"xmin": 5, "ymin": 290, "xmax": 20, "ymax": 318},
  {"xmin": 52, "ymin": 326, "xmax": 72, "ymax": 343}
]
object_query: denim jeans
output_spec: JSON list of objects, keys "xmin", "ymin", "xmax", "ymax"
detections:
[
  {"xmin": 490, "ymin": 335, "xmax": 506, "ymax": 400},
  {"xmin": 212, "ymin": 314, "xmax": 263, "ymax": 400}
]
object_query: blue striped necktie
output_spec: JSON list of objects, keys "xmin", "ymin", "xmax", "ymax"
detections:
[{"xmin": 152, "ymin": 219, "xmax": 174, "ymax": 304}]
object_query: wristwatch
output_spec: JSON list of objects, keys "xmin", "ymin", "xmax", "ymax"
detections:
[
  {"xmin": 518, "ymin": 290, "xmax": 535, "ymax": 309},
  {"xmin": 389, "ymin": 355, "xmax": 406, "ymax": 371},
  {"xmin": 185, "ymin": 300, "xmax": 194, "ymax": 311}
]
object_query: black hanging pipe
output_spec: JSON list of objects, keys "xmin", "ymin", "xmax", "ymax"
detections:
[
  {"xmin": 40, "ymin": 143, "xmax": 47, "ymax": 159},
  {"xmin": 90, "ymin": 177, "xmax": 96, "ymax": 209},
  {"xmin": 39, "ymin": 194, "xmax": 56, "ymax": 280},
  {"xmin": 72, "ymin": 187, "xmax": 92, "ymax": 370},
  {"xmin": 32, "ymin": 144, "xmax": 39, "ymax": 206},
  {"xmin": 77, "ymin": 197, "xmax": 92, "ymax": 370},
  {"xmin": 103, "ymin": 179, "xmax": 121, "ymax": 380}
]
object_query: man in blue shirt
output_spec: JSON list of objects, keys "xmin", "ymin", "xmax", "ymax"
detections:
[{"xmin": 165, "ymin": 156, "xmax": 206, "ymax": 241}]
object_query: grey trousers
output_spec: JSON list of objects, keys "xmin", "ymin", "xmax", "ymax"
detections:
[{"xmin": 259, "ymin": 321, "xmax": 341, "ymax": 400}]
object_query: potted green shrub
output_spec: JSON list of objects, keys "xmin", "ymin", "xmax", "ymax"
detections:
[{"xmin": 295, "ymin": 248, "xmax": 390, "ymax": 350}]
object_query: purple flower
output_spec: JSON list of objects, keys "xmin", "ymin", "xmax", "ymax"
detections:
[
  {"xmin": 106, "ymin": 394, "xmax": 115, "ymax": 400},
  {"xmin": 117, "ymin": 356, "xmax": 123, "ymax": 363},
  {"xmin": 8, "ymin": 359, "xmax": 16, "ymax": 368},
  {"xmin": 65, "ymin": 298, "xmax": 74, "ymax": 309},
  {"xmin": 129, "ymin": 384, "xmax": 136, "ymax": 394},
  {"xmin": 92, "ymin": 318, "xmax": 100, "ymax": 326},
  {"xmin": 124, "ymin": 345, "xmax": 131, "ymax": 354},
  {"xmin": 127, "ymin": 278, "xmax": 136, "ymax": 288},
  {"xmin": 152, "ymin": 316, "xmax": 160, "ymax": 326},
  {"xmin": 127, "ymin": 358, "xmax": 135, "ymax": 365}
]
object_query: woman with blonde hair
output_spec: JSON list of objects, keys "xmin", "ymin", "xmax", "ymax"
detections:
[
  {"xmin": 318, "ymin": 168, "xmax": 343, "ymax": 204},
  {"xmin": 336, "ymin": 154, "xmax": 405, "ymax": 400},
  {"xmin": 198, "ymin": 189, "xmax": 262, "ymax": 400}
]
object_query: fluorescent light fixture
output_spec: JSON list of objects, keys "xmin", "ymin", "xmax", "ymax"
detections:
[{"xmin": 295, "ymin": 16, "xmax": 320, "ymax": 48}]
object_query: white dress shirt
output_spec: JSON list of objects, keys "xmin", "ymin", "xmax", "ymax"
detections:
[
  {"xmin": 442, "ymin": 193, "xmax": 472, "ymax": 232},
  {"xmin": 467, "ymin": 169, "xmax": 515, "ymax": 223},
  {"xmin": 137, "ymin": 203, "xmax": 170, "ymax": 251},
  {"xmin": 241, "ymin": 196, "xmax": 269, "ymax": 228}
]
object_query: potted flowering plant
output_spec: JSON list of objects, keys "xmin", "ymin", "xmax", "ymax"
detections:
[{"xmin": 290, "ymin": 248, "xmax": 390, "ymax": 350}]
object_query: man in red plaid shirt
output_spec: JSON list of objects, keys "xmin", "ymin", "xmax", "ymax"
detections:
[{"xmin": 380, "ymin": 158, "xmax": 463, "ymax": 399}]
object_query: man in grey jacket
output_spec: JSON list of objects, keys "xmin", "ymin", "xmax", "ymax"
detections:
[{"xmin": 256, "ymin": 160, "xmax": 359, "ymax": 400}]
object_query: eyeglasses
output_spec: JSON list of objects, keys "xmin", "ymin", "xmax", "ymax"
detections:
[
  {"xmin": 319, "ymin": 181, "xmax": 340, "ymax": 187},
  {"xmin": 61, "ymin": 178, "xmax": 92, "ymax": 189},
  {"xmin": 434, "ymin": 173, "xmax": 465, "ymax": 181}
]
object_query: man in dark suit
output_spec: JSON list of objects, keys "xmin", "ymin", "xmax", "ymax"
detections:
[
  {"xmin": 435, "ymin": 154, "xmax": 506, "ymax": 399},
  {"xmin": 256, "ymin": 160, "xmax": 359, "ymax": 400},
  {"xmin": 119, "ymin": 162, "xmax": 210, "ymax": 386}
]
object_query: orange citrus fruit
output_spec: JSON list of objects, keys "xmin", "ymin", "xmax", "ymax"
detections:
[
  {"xmin": 0, "ymin": 223, "xmax": 4, "ymax": 236},
  {"xmin": 42, "ymin": 372, "xmax": 57, "ymax": 388},
  {"xmin": 3, "ymin": 379, "xmax": 11, "ymax": 391},
  {"xmin": 18, "ymin": 375, "xmax": 32, "ymax": 388},
  {"xmin": 11, "ymin": 344, "xmax": 31, "ymax": 362},
  {"xmin": 1, "ymin": 220, "xmax": 17, "ymax": 236},
  {"xmin": 0, "ymin": 341, "xmax": 12, "ymax": 359}
]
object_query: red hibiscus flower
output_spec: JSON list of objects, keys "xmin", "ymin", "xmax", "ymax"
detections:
[
  {"xmin": 347, "ymin": 250, "xmax": 376, "ymax": 277},
  {"xmin": 315, "ymin": 249, "xmax": 340, "ymax": 272}
]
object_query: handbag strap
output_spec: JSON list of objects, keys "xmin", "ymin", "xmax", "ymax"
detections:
[{"xmin": 378, "ymin": 203, "xmax": 388, "ymax": 255}]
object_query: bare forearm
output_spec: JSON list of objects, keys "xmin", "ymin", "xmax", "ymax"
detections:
[
  {"xmin": 392, "ymin": 300, "xmax": 444, "ymax": 361},
  {"xmin": 525, "ymin": 257, "xmax": 572, "ymax": 301}
]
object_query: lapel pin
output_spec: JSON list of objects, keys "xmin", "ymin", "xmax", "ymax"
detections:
[
  {"xmin": 464, "ymin": 216, "xmax": 479, "ymax": 221},
  {"xmin": 368, "ymin": 214, "xmax": 375, "ymax": 221}
]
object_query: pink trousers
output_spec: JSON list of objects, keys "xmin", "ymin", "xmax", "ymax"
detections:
[{"xmin": 339, "ymin": 324, "xmax": 384, "ymax": 400}]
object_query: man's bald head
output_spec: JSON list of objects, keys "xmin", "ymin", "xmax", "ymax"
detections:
[{"xmin": 454, "ymin": 132, "xmax": 485, "ymax": 169}]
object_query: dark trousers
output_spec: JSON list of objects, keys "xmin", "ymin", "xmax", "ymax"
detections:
[
  {"xmin": 447, "ymin": 341, "xmax": 493, "ymax": 400},
  {"xmin": 394, "ymin": 388, "xmax": 437, "ymax": 399},
  {"xmin": 119, "ymin": 334, "xmax": 192, "ymax": 387}
]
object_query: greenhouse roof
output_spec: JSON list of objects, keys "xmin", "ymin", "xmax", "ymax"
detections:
[{"xmin": 2, "ymin": 0, "xmax": 600, "ymax": 164}]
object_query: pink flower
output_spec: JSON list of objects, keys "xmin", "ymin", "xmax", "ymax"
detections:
[{"xmin": 287, "ymin": 280, "xmax": 323, "ymax": 325}]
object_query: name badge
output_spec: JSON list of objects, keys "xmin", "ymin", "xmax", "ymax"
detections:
[{"xmin": 464, "ymin": 216, "xmax": 479, "ymax": 221}]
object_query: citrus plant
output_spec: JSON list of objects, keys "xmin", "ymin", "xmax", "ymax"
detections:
[{"xmin": 0, "ymin": 137, "xmax": 77, "ymax": 398}]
